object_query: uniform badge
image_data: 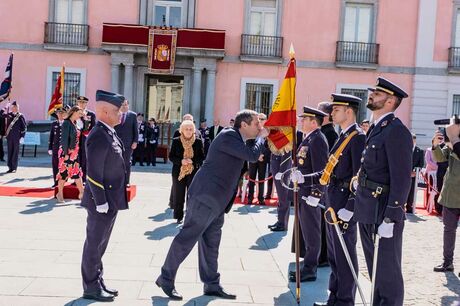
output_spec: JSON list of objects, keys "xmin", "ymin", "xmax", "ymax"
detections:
[
  {"xmin": 381, "ymin": 120, "xmax": 388, "ymax": 127},
  {"xmin": 298, "ymin": 146, "xmax": 308, "ymax": 158},
  {"xmin": 299, "ymin": 158, "xmax": 304, "ymax": 165}
]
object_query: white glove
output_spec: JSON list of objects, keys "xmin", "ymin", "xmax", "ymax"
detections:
[
  {"xmin": 96, "ymin": 203, "xmax": 109, "ymax": 214},
  {"xmin": 274, "ymin": 172, "xmax": 283, "ymax": 180},
  {"xmin": 290, "ymin": 170, "xmax": 304, "ymax": 184},
  {"xmin": 19, "ymin": 137, "xmax": 24, "ymax": 144},
  {"xmin": 337, "ymin": 208, "xmax": 353, "ymax": 222},
  {"xmin": 305, "ymin": 196, "xmax": 320, "ymax": 208},
  {"xmin": 378, "ymin": 221, "xmax": 394, "ymax": 238},
  {"xmin": 48, "ymin": 150, "xmax": 52, "ymax": 155}
]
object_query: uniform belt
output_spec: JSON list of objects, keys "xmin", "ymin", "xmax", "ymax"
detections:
[
  {"xmin": 330, "ymin": 176, "xmax": 350, "ymax": 189},
  {"xmin": 358, "ymin": 175, "xmax": 389, "ymax": 194}
]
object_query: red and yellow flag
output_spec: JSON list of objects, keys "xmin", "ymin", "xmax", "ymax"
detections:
[
  {"xmin": 264, "ymin": 45, "xmax": 297, "ymax": 154},
  {"xmin": 48, "ymin": 66, "xmax": 65, "ymax": 115}
]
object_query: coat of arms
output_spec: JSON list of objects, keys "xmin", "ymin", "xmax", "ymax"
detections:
[{"xmin": 154, "ymin": 44, "xmax": 170, "ymax": 62}]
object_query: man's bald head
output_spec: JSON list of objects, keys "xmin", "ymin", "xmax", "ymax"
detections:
[{"xmin": 96, "ymin": 101, "xmax": 121, "ymax": 128}]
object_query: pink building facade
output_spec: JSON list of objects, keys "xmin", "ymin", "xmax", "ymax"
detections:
[{"xmin": 1, "ymin": 0, "xmax": 459, "ymax": 147}]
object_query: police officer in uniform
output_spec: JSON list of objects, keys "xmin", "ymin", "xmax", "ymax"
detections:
[
  {"xmin": 288, "ymin": 106, "xmax": 329, "ymax": 282},
  {"xmin": 156, "ymin": 110, "xmax": 266, "ymax": 301},
  {"xmin": 77, "ymin": 96, "xmax": 96, "ymax": 182},
  {"xmin": 48, "ymin": 107, "xmax": 66, "ymax": 186},
  {"xmin": 306, "ymin": 94, "xmax": 366, "ymax": 306},
  {"xmin": 354, "ymin": 77, "xmax": 412, "ymax": 305},
  {"xmin": 1, "ymin": 101, "xmax": 26, "ymax": 173},
  {"xmin": 80, "ymin": 90, "xmax": 128, "ymax": 302}
]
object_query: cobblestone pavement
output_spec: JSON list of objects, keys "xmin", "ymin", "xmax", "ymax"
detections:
[{"xmin": 0, "ymin": 157, "xmax": 458, "ymax": 305}]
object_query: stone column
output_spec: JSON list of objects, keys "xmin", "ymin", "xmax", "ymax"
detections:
[
  {"xmin": 123, "ymin": 63, "xmax": 134, "ymax": 103},
  {"xmin": 191, "ymin": 67, "xmax": 202, "ymax": 122},
  {"xmin": 111, "ymin": 63, "xmax": 120, "ymax": 93},
  {"xmin": 204, "ymin": 69, "xmax": 216, "ymax": 124}
]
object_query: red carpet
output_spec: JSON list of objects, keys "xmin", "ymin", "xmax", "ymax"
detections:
[
  {"xmin": 0, "ymin": 185, "xmax": 137, "ymax": 202},
  {"xmin": 234, "ymin": 195, "xmax": 279, "ymax": 207}
]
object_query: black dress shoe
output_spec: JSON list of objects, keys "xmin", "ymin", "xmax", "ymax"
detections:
[
  {"xmin": 155, "ymin": 280, "xmax": 183, "ymax": 300},
  {"xmin": 433, "ymin": 263, "xmax": 454, "ymax": 272},
  {"xmin": 288, "ymin": 273, "xmax": 316, "ymax": 282},
  {"xmin": 265, "ymin": 195, "xmax": 271, "ymax": 200},
  {"xmin": 204, "ymin": 287, "xmax": 236, "ymax": 299},
  {"xmin": 82, "ymin": 290, "xmax": 114, "ymax": 302},
  {"xmin": 101, "ymin": 282, "xmax": 118, "ymax": 296},
  {"xmin": 6, "ymin": 169, "xmax": 13, "ymax": 173},
  {"xmin": 258, "ymin": 199, "xmax": 265, "ymax": 205},
  {"xmin": 268, "ymin": 222, "xmax": 279, "ymax": 229},
  {"xmin": 247, "ymin": 198, "xmax": 253, "ymax": 205},
  {"xmin": 270, "ymin": 224, "xmax": 287, "ymax": 232}
]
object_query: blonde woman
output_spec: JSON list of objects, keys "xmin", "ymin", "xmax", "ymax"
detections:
[{"xmin": 169, "ymin": 120, "xmax": 204, "ymax": 223}]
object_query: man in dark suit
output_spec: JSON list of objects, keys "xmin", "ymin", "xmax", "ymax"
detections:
[
  {"xmin": 406, "ymin": 134, "xmax": 424, "ymax": 213},
  {"xmin": 81, "ymin": 90, "xmax": 128, "ymax": 302},
  {"xmin": 133, "ymin": 113, "xmax": 147, "ymax": 166},
  {"xmin": 114, "ymin": 100, "xmax": 138, "ymax": 184},
  {"xmin": 307, "ymin": 94, "xmax": 366, "ymax": 306},
  {"xmin": 0, "ymin": 101, "xmax": 26, "ymax": 173},
  {"xmin": 77, "ymin": 96, "xmax": 96, "ymax": 182},
  {"xmin": 0, "ymin": 113, "xmax": 5, "ymax": 162},
  {"xmin": 317, "ymin": 101, "xmax": 338, "ymax": 267},
  {"xmin": 199, "ymin": 119, "xmax": 211, "ymax": 155},
  {"xmin": 156, "ymin": 109, "xmax": 267, "ymax": 301},
  {"xmin": 288, "ymin": 106, "xmax": 329, "ymax": 283},
  {"xmin": 354, "ymin": 77, "xmax": 412, "ymax": 305},
  {"xmin": 48, "ymin": 108, "xmax": 66, "ymax": 186},
  {"xmin": 209, "ymin": 119, "xmax": 223, "ymax": 142}
]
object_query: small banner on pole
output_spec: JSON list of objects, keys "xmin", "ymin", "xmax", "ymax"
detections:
[{"xmin": 147, "ymin": 28, "xmax": 178, "ymax": 74}]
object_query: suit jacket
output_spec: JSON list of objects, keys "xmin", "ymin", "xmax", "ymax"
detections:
[
  {"xmin": 146, "ymin": 124, "xmax": 160, "ymax": 144},
  {"xmin": 297, "ymin": 129, "xmax": 329, "ymax": 199},
  {"xmin": 81, "ymin": 122, "xmax": 128, "ymax": 211},
  {"xmin": 209, "ymin": 125, "xmax": 224, "ymax": 141},
  {"xmin": 48, "ymin": 120, "xmax": 63, "ymax": 151},
  {"xmin": 412, "ymin": 146, "xmax": 424, "ymax": 170},
  {"xmin": 354, "ymin": 113, "xmax": 412, "ymax": 224},
  {"xmin": 321, "ymin": 123, "xmax": 339, "ymax": 152},
  {"xmin": 1, "ymin": 110, "xmax": 26, "ymax": 140},
  {"xmin": 114, "ymin": 111, "xmax": 138, "ymax": 149},
  {"xmin": 169, "ymin": 137, "xmax": 205, "ymax": 177},
  {"xmin": 187, "ymin": 127, "xmax": 264, "ymax": 215},
  {"xmin": 60, "ymin": 119, "xmax": 79, "ymax": 153}
]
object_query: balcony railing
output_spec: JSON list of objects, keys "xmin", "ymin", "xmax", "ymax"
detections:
[
  {"xmin": 44, "ymin": 22, "xmax": 89, "ymax": 47},
  {"xmin": 241, "ymin": 34, "xmax": 283, "ymax": 58},
  {"xmin": 336, "ymin": 41, "xmax": 379, "ymax": 66},
  {"xmin": 449, "ymin": 47, "xmax": 460, "ymax": 70}
]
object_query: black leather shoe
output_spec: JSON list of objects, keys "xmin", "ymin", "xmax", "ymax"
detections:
[
  {"xmin": 288, "ymin": 273, "xmax": 316, "ymax": 282},
  {"xmin": 82, "ymin": 290, "xmax": 114, "ymax": 302},
  {"xmin": 265, "ymin": 195, "xmax": 271, "ymax": 200},
  {"xmin": 155, "ymin": 280, "xmax": 183, "ymax": 300},
  {"xmin": 433, "ymin": 263, "xmax": 454, "ymax": 272},
  {"xmin": 6, "ymin": 169, "xmax": 13, "ymax": 173},
  {"xmin": 270, "ymin": 224, "xmax": 287, "ymax": 232},
  {"xmin": 204, "ymin": 288, "xmax": 236, "ymax": 299},
  {"xmin": 258, "ymin": 200, "xmax": 265, "ymax": 205},
  {"xmin": 268, "ymin": 222, "xmax": 279, "ymax": 229},
  {"xmin": 247, "ymin": 198, "xmax": 253, "ymax": 205},
  {"xmin": 101, "ymin": 284, "xmax": 118, "ymax": 296}
]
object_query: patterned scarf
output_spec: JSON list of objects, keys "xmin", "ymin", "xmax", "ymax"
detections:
[{"xmin": 178, "ymin": 134, "xmax": 195, "ymax": 181}]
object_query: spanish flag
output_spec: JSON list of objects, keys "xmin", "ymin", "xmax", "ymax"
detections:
[
  {"xmin": 264, "ymin": 44, "xmax": 297, "ymax": 154},
  {"xmin": 48, "ymin": 66, "xmax": 65, "ymax": 115}
]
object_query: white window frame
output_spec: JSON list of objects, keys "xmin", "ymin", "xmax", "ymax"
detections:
[
  {"xmin": 340, "ymin": 0, "xmax": 377, "ymax": 43},
  {"xmin": 45, "ymin": 66, "xmax": 86, "ymax": 117},
  {"xmin": 152, "ymin": 0, "xmax": 185, "ymax": 27},
  {"xmin": 50, "ymin": 0, "xmax": 87, "ymax": 24},
  {"xmin": 240, "ymin": 78, "xmax": 279, "ymax": 111},
  {"xmin": 452, "ymin": 3, "xmax": 460, "ymax": 47},
  {"xmin": 244, "ymin": 0, "xmax": 282, "ymax": 37}
]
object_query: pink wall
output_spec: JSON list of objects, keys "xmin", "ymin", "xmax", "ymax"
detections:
[
  {"xmin": 0, "ymin": 50, "xmax": 110, "ymax": 121},
  {"xmin": 434, "ymin": 1, "xmax": 453, "ymax": 62}
]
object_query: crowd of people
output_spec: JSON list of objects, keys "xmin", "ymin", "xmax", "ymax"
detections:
[{"xmin": 0, "ymin": 76, "xmax": 459, "ymax": 305}]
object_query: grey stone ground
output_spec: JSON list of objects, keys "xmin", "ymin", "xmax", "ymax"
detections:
[{"xmin": 0, "ymin": 155, "xmax": 458, "ymax": 305}]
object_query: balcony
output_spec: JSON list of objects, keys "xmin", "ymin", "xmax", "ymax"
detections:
[
  {"xmin": 335, "ymin": 41, "xmax": 379, "ymax": 69},
  {"xmin": 240, "ymin": 34, "xmax": 283, "ymax": 63},
  {"xmin": 44, "ymin": 22, "xmax": 89, "ymax": 52},
  {"xmin": 448, "ymin": 47, "xmax": 460, "ymax": 73}
]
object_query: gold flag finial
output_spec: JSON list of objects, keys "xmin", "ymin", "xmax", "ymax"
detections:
[{"xmin": 289, "ymin": 43, "xmax": 295, "ymax": 59}]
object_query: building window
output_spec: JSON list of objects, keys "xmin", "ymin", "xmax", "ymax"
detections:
[
  {"xmin": 343, "ymin": 3, "xmax": 373, "ymax": 43},
  {"xmin": 453, "ymin": 95, "xmax": 460, "ymax": 116},
  {"xmin": 249, "ymin": 0, "xmax": 277, "ymax": 36},
  {"xmin": 51, "ymin": 72, "xmax": 81, "ymax": 107},
  {"xmin": 153, "ymin": 0, "xmax": 182, "ymax": 27},
  {"xmin": 54, "ymin": 0, "xmax": 85, "ymax": 24},
  {"xmin": 340, "ymin": 88, "xmax": 369, "ymax": 123},
  {"xmin": 245, "ymin": 83, "xmax": 273, "ymax": 116}
]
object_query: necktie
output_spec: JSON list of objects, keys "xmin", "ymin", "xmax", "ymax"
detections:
[{"xmin": 121, "ymin": 113, "xmax": 126, "ymax": 125}]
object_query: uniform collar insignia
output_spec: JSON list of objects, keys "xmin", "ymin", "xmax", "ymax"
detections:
[{"xmin": 381, "ymin": 120, "xmax": 388, "ymax": 127}]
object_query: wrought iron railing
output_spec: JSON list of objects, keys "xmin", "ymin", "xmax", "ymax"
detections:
[
  {"xmin": 241, "ymin": 34, "xmax": 283, "ymax": 58},
  {"xmin": 448, "ymin": 47, "xmax": 460, "ymax": 69},
  {"xmin": 44, "ymin": 22, "xmax": 89, "ymax": 46},
  {"xmin": 336, "ymin": 41, "xmax": 379, "ymax": 65}
]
